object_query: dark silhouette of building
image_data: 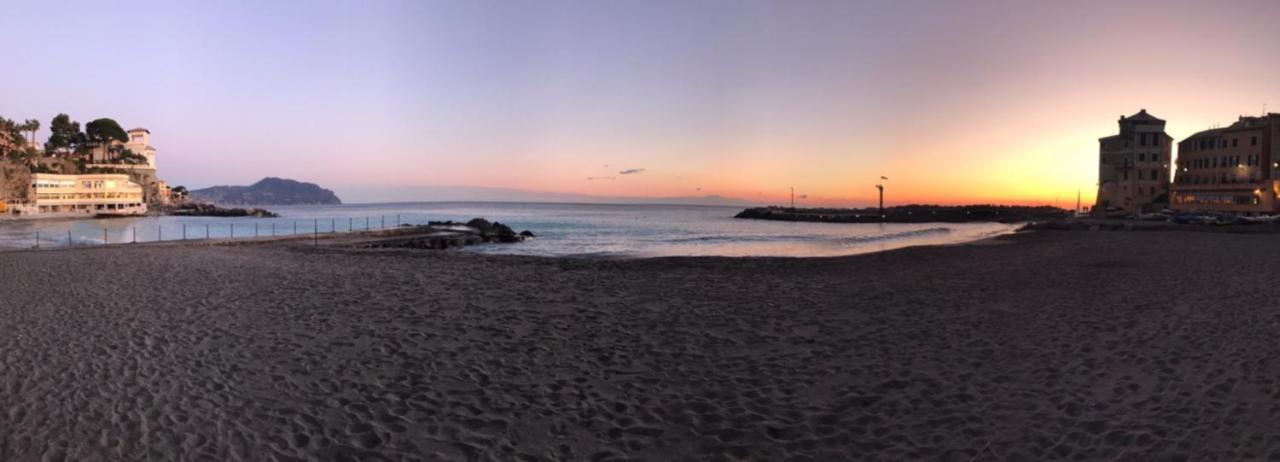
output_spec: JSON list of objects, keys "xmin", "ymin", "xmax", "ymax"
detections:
[{"xmin": 1096, "ymin": 109, "xmax": 1172, "ymax": 215}]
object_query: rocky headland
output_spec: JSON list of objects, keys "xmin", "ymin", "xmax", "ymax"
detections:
[{"xmin": 189, "ymin": 177, "xmax": 341, "ymax": 206}]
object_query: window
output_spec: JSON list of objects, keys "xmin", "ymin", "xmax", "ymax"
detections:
[
  {"xmin": 1140, "ymin": 134, "xmax": 1147, "ymax": 146},
  {"xmin": 1124, "ymin": 171, "xmax": 1129, "ymax": 180},
  {"xmin": 1253, "ymin": 136, "xmax": 1258, "ymax": 146},
  {"xmin": 1139, "ymin": 153, "xmax": 1146, "ymax": 162},
  {"xmin": 1152, "ymin": 153, "xmax": 1160, "ymax": 162},
  {"xmin": 1233, "ymin": 139, "xmax": 1238, "ymax": 148},
  {"xmin": 1138, "ymin": 170, "xmax": 1144, "ymax": 180},
  {"xmin": 1151, "ymin": 169, "xmax": 1158, "ymax": 180}
]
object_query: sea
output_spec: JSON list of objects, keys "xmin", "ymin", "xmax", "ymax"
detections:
[{"xmin": 0, "ymin": 202, "xmax": 1020, "ymax": 257}]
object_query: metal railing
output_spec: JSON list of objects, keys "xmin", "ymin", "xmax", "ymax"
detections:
[{"xmin": 23, "ymin": 214, "xmax": 425, "ymax": 250}]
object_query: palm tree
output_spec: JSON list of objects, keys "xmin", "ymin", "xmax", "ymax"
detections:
[{"xmin": 23, "ymin": 119, "xmax": 39, "ymax": 146}]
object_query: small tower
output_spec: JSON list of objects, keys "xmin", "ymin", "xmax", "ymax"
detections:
[
  {"xmin": 1096, "ymin": 110, "xmax": 1172, "ymax": 216},
  {"xmin": 125, "ymin": 128, "xmax": 156, "ymax": 169}
]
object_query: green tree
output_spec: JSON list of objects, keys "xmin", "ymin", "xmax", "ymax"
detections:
[
  {"xmin": 85, "ymin": 118, "xmax": 128, "ymax": 160},
  {"xmin": 0, "ymin": 117, "xmax": 25, "ymax": 158},
  {"xmin": 46, "ymin": 113, "xmax": 83, "ymax": 157},
  {"xmin": 0, "ymin": 117, "xmax": 11, "ymax": 157},
  {"xmin": 117, "ymin": 148, "xmax": 148, "ymax": 165}
]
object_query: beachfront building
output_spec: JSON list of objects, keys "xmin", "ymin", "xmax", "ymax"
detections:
[
  {"xmin": 86, "ymin": 126, "xmax": 168, "ymax": 204},
  {"xmin": 1096, "ymin": 110, "xmax": 1173, "ymax": 215},
  {"xmin": 12, "ymin": 173, "xmax": 147, "ymax": 216},
  {"xmin": 1171, "ymin": 114, "xmax": 1280, "ymax": 214}
]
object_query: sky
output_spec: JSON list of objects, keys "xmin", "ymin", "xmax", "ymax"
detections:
[{"xmin": 2, "ymin": 0, "xmax": 1278, "ymax": 206}]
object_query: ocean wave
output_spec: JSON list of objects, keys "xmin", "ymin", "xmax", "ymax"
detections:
[
  {"xmin": 665, "ymin": 234, "xmax": 817, "ymax": 244},
  {"xmin": 665, "ymin": 227, "xmax": 955, "ymax": 247},
  {"xmin": 832, "ymin": 227, "xmax": 952, "ymax": 246}
]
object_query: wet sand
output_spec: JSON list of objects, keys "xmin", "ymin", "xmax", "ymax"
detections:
[{"xmin": 2, "ymin": 229, "xmax": 1279, "ymax": 460}]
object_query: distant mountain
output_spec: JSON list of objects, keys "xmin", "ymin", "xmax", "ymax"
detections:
[{"xmin": 190, "ymin": 177, "xmax": 342, "ymax": 206}]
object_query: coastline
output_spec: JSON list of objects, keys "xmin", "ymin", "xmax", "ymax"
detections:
[
  {"xmin": 0, "ymin": 221, "xmax": 1021, "ymax": 258},
  {"xmin": 5, "ymin": 228, "xmax": 1276, "ymax": 459}
]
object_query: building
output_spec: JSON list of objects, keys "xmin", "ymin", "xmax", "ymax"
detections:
[
  {"xmin": 125, "ymin": 127, "xmax": 157, "ymax": 169},
  {"xmin": 9, "ymin": 173, "xmax": 147, "ymax": 216},
  {"xmin": 1171, "ymin": 114, "xmax": 1280, "ymax": 214},
  {"xmin": 88, "ymin": 127, "xmax": 156, "ymax": 169},
  {"xmin": 155, "ymin": 179, "xmax": 173, "ymax": 205},
  {"xmin": 0, "ymin": 129, "xmax": 12, "ymax": 154},
  {"xmin": 1096, "ymin": 109, "xmax": 1173, "ymax": 215},
  {"xmin": 86, "ymin": 126, "xmax": 167, "ymax": 204}
]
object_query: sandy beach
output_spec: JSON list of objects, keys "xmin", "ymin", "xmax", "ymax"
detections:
[{"xmin": 2, "ymin": 229, "xmax": 1279, "ymax": 460}]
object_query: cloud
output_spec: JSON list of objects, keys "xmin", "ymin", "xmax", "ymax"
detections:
[
  {"xmin": 586, "ymin": 176, "xmax": 617, "ymax": 181},
  {"xmin": 798, "ymin": 194, "xmax": 808, "ymax": 199},
  {"xmin": 619, "ymin": 168, "xmax": 645, "ymax": 175}
]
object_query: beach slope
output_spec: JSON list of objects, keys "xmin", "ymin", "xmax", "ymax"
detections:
[{"xmin": 1, "ymin": 230, "xmax": 1278, "ymax": 460}]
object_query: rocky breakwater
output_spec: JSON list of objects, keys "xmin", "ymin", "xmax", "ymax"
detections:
[
  {"xmin": 168, "ymin": 203, "xmax": 279, "ymax": 218},
  {"xmin": 357, "ymin": 218, "xmax": 535, "ymax": 250},
  {"xmin": 736, "ymin": 205, "xmax": 1068, "ymax": 224}
]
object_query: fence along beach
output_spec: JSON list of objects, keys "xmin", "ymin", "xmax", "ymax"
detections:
[{"xmin": 10, "ymin": 214, "xmax": 533, "ymax": 250}]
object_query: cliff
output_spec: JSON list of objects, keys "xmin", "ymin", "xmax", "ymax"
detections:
[
  {"xmin": 0, "ymin": 158, "xmax": 85, "ymax": 202},
  {"xmin": 189, "ymin": 177, "xmax": 342, "ymax": 206}
]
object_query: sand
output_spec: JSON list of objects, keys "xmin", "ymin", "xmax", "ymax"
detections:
[{"xmin": 2, "ymin": 229, "xmax": 1279, "ymax": 460}]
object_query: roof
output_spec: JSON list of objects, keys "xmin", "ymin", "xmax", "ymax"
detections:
[
  {"xmin": 1182, "ymin": 128, "xmax": 1224, "ymax": 141},
  {"xmin": 127, "ymin": 127, "xmax": 150, "ymax": 134},
  {"xmin": 1122, "ymin": 109, "xmax": 1164, "ymax": 123}
]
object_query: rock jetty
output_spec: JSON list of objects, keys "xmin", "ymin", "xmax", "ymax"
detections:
[
  {"xmin": 169, "ymin": 203, "xmax": 279, "ymax": 218},
  {"xmin": 356, "ymin": 218, "xmax": 535, "ymax": 250},
  {"xmin": 735, "ymin": 205, "xmax": 1068, "ymax": 224}
]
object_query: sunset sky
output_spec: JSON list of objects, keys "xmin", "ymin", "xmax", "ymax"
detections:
[{"xmin": 2, "ymin": 0, "xmax": 1278, "ymax": 206}]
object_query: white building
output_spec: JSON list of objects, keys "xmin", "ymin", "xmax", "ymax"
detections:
[
  {"xmin": 11, "ymin": 173, "xmax": 147, "ymax": 217},
  {"xmin": 88, "ymin": 127, "xmax": 156, "ymax": 169},
  {"xmin": 125, "ymin": 127, "xmax": 157, "ymax": 169}
]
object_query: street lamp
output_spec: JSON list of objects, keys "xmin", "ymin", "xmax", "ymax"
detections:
[{"xmin": 875, "ymin": 176, "xmax": 889, "ymax": 221}]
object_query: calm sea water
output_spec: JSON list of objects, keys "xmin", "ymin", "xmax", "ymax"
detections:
[{"xmin": 0, "ymin": 202, "xmax": 1019, "ymax": 257}]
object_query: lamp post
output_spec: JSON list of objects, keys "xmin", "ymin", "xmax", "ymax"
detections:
[{"xmin": 875, "ymin": 176, "xmax": 888, "ymax": 221}]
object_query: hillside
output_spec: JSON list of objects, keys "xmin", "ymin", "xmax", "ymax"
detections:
[{"xmin": 190, "ymin": 177, "xmax": 342, "ymax": 206}]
